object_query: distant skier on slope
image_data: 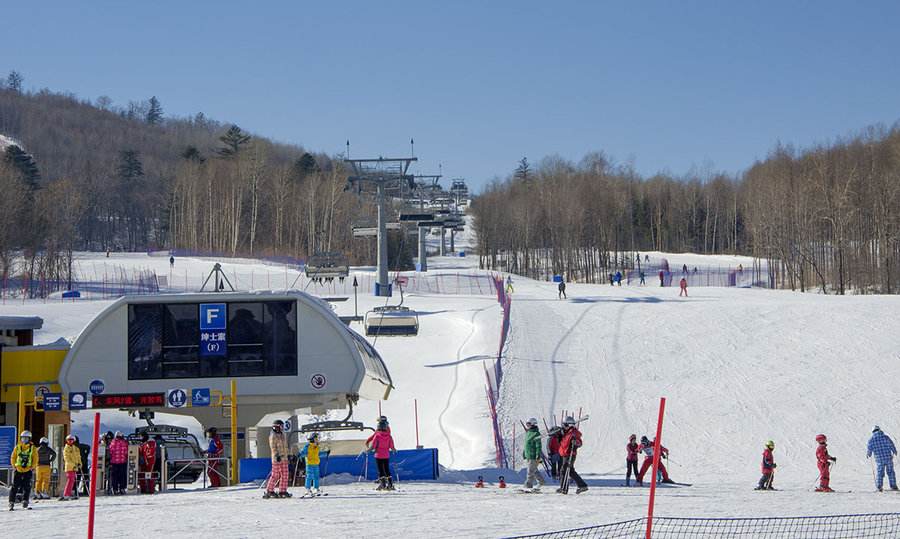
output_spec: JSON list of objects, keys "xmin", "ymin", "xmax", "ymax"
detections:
[
  {"xmin": 506, "ymin": 275, "xmax": 514, "ymax": 294},
  {"xmin": 608, "ymin": 273, "xmax": 615, "ymax": 286},
  {"xmin": 867, "ymin": 426, "xmax": 898, "ymax": 492},
  {"xmin": 815, "ymin": 434, "xmax": 837, "ymax": 492},
  {"xmin": 755, "ymin": 440, "xmax": 776, "ymax": 490},
  {"xmin": 658, "ymin": 270, "xmax": 665, "ymax": 287},
  {"xmin": 625, "ymin": 434, "xmax": 640, "ymax": 486},
  {"xmin": 558, "ymin": 279, "xmax": 567, "ymax": 300},
  {"xmin": 522, "ymin": 418, "xmax": 545, "ymax": 491},
  {"xmin": 679, "ymin": 277, "xmax": 688, "ymax": 297},
  {"xmin": 557, "ymin": 416, "xmax": 588, "ymax": 495},
  {"xmin": 637, "ymin": 435, "xmax": 673, "ymax": 485},
  {"xmin": 614, "ymin": 271, "xmax": 623, "ymax": 286},
  {"xmin": 639, "ymin": 271, "xmax": 646, "ymax": 286}
]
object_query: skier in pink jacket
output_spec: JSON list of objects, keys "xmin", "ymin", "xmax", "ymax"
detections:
[{"xmin": 367, "ymin": 419, "xmax": 396, "ymax": 491}]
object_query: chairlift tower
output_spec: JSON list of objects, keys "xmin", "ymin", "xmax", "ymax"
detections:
[
  {"xmin": 410, "ymin": 174, "xmax": 442, "ymax": 272},
  {"xmin": 345, "ymin": 156, "xmax": 417, "ymax": 296}
]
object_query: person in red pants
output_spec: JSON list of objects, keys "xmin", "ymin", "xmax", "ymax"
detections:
[
  {"xmin": 138, "ymin": 432, "xmax": 157, "ymax": 494},
  {"xmin": 679, "ymin": 277, "xmax": 688, "ymax": 297},
  {"xmin": 206, "ymin": 427, "xmax": 224, "ymax": 488},
  {"xmin": 816, "ymin": 434, "xmax": 837, "ymax": 492},
  {"xmin": 637, "ymin": 435, "xmax": 673, "ymax": 485}
]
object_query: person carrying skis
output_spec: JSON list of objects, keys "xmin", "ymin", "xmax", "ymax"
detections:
[
  {"xmin": 557, "ymin": 416, "xmax": 588, "ymax": 494},
  {"xmin": 679, "ymin": 277, "xmax": 688, "ymax": 297},
  {"xmin": 265, "ymin": 419, "xmax": 291, "ymax": 498},
  {"xmin": 61, "ymin": 434, "xmax": 81, "ymax": 500},
  {"xmin": 547, "ymin": 427, "xmax": 562, "ymax": 479},
  {"xmin": 755, "ymin": 440, "xmax": 777, "ymax": 490},
  {"xmin": 299, "ymin": 432, "xmax": 324, "ymax": 496},
  {"xmin": 368, "ymin": 419, "xmax": 397, "ymax": 491},
  {"xmin": 558, "ymin": 279, "xmax": 567, "ymax": 300},
  {"xmin": 9, "ymin": 431, "xmax": 35, "ymax": 510},
  {"xmin": 522, "ymin": 418, "xmax": 545, "ymax": 491},
  {"xmin": 867, "ymin": 426, "xmax": 897, "ymax": 491},
  {"xmin": 138, "ymin": 432, "xmax": 157, "ymax": 494},
  {"xmin": 206, "ymin": 427, "xmax": 224, "ymax": 488},
  {"xmin": 626, "ymin": 434, "xmax": 640, "ymax": 486},
  {"xmin": 815, "ymin": 433, "xmax": 837, "ymax": 492},
  {"xmin": 637, "ymin": 435, "xmax": 673, "ymax": 485},
  {"xmin": 35, "ymin": 436, "xmax": 56, "ymax": 500}
]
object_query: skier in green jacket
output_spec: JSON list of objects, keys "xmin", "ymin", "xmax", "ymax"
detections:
[{"xmin": 522, "ymin": 418, "xmax": 546, "ymax": 491}]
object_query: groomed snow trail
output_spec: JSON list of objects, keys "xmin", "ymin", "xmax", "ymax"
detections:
[{"xmin": 499, "ymin": 276, "xmax": 900, "ymax": 493}]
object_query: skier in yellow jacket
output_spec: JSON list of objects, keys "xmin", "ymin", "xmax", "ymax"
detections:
[
  {"xmin": 61, "ymin": 435, "xmax": 82, "ymax": 500},
  {"xmin": 9, "ymin": 430, "xmax": 35, "ymax": 511}
]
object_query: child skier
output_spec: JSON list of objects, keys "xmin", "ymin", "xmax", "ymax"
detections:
[
  {"xmin": 557, "ymin": 416, "xmax": 588, "ymax": 494},
  {"xmin": 755, "ymin": 440, "xmax": 776, "ymax": 490},
  {"xmin": 522, "ymin": 418, "xmax": 545, "ymax": 491},
  {"xmin": 61, "ymin": 434, "xmax": 81, "ymax": 500},
  {"xmin": 35, "ymin": 437, "xmax": 57, "ymax": 500},
  {"xmin": 299, "ymin": 432, "xmax": 324, "ymax": 496},
  {"xmin": 265, "ymin": 419, "xmax": 291, "ymax": 498},
  {"xmin": 625, "ymin": 434, "xmax": 640, "ymax": 486},
  {"xmin": 367, "ymin": 419, "xmax": 396, "ymax": 491},
  {"xmin": 637, "ymin": 435, "xmax": 673, "ymax": 485},
  {"xmin": 815, "ymin": 434, "xmax": 837, "ymax": 492},
  {"xmin": 679, "ymin": 277, "xmax": 688, "ymax": 296}
]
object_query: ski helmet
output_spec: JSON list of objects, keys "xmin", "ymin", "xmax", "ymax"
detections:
[
  {"xmin": 19, "ymin": 430, "xmax": 32, "ymax": 441},
  {"xmin": 640, "ymin": 435, "xmax": 650, "ymax": 445},
  {"xmin": 377, "ymin": 419, "xmax": 389, "ymax": 431},
  {"xmin": 272, "ymin": 419, "xmax": 284, "ymax": 432},
  {"xmin": 815, "ymin": 434, "xmax": 827, "ymax": 443},
  {"xmin": 873, "ymin": 426, "xmax": 882, "ymax": 433},
  {"xmin": 563, "ymin": 416, "xmax": 576, "ymax": 427},
  {"xmin": 526, "ymin": 417, "xmax": 538, "ymax": 428},
  {"xmin": 206, "ymin": 427, "xmax": 218, "ymax": 436},
  {"xmin": 66, "ymin": 434, "xmax": 76, "ymax": 442},
  {"xmin": 308, "ymin": 432, "xmax": 319, "ymax": 442},
  {"xmin": 378, "ymin": 415, "xmax": 389, "ymax": 425},
  {"xmin": 765, "ymin": 440, "xmax": 775, "ymax": 449},
  {"xmin": 629, "ymin": 434, "xmax": 636, "ymax": 441},
  {"xmin": 39, "ymin": 437, "xmax": 49, "ymax": 445},
  {"xmin": 114, "ymin": 431, "xmax": 124, "ymax": 438}
]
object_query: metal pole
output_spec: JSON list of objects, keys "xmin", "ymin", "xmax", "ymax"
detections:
[
  {"xmin": 418, "ymin": 227, "xmax": 428, "ymax": 272},
  {"xmin": 87, "ymin": 412, "xmax": 100, "ymax": 539},
  {"xmin": 376, "ymin": 183, "xmax": 389, "ymax": 296},
  {"xmin": 414, "ymin": 399, "xmax": 421, "ymax": 449},
  {"xmin": 18, "ymin": 385, "xmax": 27, "ymax": 432},
  {"xmin": 450, "ymin": 229, "xmax": 455, "ymax": 253},
  {"xmin": 230, "ymin": 379, "xmax": 238, "ymax": 484},
  {"xmin": 440, "ymin": 228, "xmax": 446, "ymax": 256},
  {"xmin": 646, "ymin": 397, "xmax": 667, "ymax": 539}
]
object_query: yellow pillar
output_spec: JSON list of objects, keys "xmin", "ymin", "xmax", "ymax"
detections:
[
  {"xmin": 18, "ymin": 385, "xmax": 27, "ymax": 433},
  {"xmin": 230, "ymin": 379, "xmax": 238, "ymax": 484}
]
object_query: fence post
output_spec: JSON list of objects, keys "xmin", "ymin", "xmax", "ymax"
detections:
[{"xmin": 646, "ymin": 397, "xmax": 667, "ymax": 539}]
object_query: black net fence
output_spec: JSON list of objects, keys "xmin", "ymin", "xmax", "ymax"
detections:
[{"xmin": 507, "ymin": 513, "xmax": 900, "ymax": 539}]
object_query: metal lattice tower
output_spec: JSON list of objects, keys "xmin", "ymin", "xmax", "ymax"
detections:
[{"xmin": 345, "ymin": 156, "xmax": 417, "ymax": 296}]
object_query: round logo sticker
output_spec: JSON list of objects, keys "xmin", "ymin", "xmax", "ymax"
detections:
[
  {"xmin": 310, "ymin": 374, "xmax": 327, "ymax": 390},
  {"xmin": 89, "ymin": 379, "xmax": 105, "ymax": 395}
]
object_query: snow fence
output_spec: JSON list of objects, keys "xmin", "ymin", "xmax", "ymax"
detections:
[
  {"xmin": 506, "ymin": 512, "xmax": 900, "ymax": 538},
  {"xmin": 485, "ymin": 275, "xmax": 511, "ymax": 468}
]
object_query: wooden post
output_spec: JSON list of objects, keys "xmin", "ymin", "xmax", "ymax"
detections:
[{"xmin": 230, "ymin": 379, "xmax": 238, "ymax": 484}]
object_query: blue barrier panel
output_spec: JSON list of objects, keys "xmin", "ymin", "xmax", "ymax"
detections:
[{"xmin": 240, "ymin": 448, "xmax": 439, "ymax": 483}]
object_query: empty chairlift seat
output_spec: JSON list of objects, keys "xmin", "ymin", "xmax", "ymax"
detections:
[{"xmin": 365, "ymin": 306, "xmax": 419, "ymax": 336}]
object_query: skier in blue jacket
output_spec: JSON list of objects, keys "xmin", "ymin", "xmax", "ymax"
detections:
[{"xmin": 867, "ymin": 426, "xmax": 898, "ymax": 491}]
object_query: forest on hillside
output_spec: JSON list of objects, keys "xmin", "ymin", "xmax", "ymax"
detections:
[
  {"xmin": 0, "ymin": 72, "xmax": 402, "ymax": 286},
  {"xmin": 473, "ymin": 127, "xmax": 900, "ymax": 294}
]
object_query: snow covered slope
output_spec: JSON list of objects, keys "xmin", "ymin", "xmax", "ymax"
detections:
[{"xmin": 499, "ymin": 275, "xmax": 900, "ymax": 493}]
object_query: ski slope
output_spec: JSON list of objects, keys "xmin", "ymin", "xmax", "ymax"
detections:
[{"xmin": 499, "ymin": 275, "xmax": 900, "ymax": 492}]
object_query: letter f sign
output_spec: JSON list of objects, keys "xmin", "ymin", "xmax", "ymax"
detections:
[{"xmin": 207, "ymin": 308, "xmax": 219, "ymax": 325}]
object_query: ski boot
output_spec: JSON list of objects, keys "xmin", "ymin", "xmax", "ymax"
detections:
[
  {"xmin": 21, "ymin": 500, "xmax": 29, "ymax": 510},
  {"xmin": 376, "ymin": 477, "xmax": 386, "ymax": 491},
  {"xmin": 263, "ymin": 491, "xmax": 276, "ymax": 499},
  {"xmin": 556, "ymin": 487, "xmax": 568, "ymax": 495},
  {"xmin": 279, "ymin": 491, "xmax": 292, "ymax": 498},
  {"xmin": 8, "ymin": 502, "xmax": 13, "ymax": 511},
  {"xmin": 891, "ymin": 486, "xmax": 899, "ymax": 491},
  {"xmin": 661, "ymin": 478, "xmax": 675, "ymax": 484},
  {"xmin": 815, "ymin": 487, "xmax": 834, "ymax": 493},
  {"xmin": 576, "ymin": 486, "xmax": 589, "ymax": 494},
  {"xmin": 387, "ymin": 477, "xmax": 395, "ymax": 491}
]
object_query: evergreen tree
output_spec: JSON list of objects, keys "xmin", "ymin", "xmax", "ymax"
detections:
[
  {"xmin": 292, "ymin": 152, "xmax": 318, "ymax": 180},
  {"xmin": 216, "ymin": 124, "xmax": 251, "ymax": 157},
  {"xmin": 118, "ymin": 150, "xmax": 144, "ymax": 185},
  {"xmin": 3, "ymin": 145, "xmax": 40, "ymax": 193},
  {"xmin": 514, "ymin": 157, "xmax": 530, "ymax": 181},
  {"xmin": 146, "ymin": 96, "xmax": 163, "ymax": 125},
  {"xmin": 6, "ymin": 70, "xmax": 23, "ymax": 92},
  {"xmin": 181, "ymin": 145, "xmax": 205, "ymax": 163}
]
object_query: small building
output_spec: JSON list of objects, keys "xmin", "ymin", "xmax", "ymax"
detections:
[{"xmin": 0, "ymin": 315, "xmax": 43, "ymax": 346}]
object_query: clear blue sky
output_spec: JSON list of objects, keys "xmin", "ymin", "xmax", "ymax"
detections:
[{"xmin": 5, "ymin": 1, "xmax": 900, "ymax": 190}]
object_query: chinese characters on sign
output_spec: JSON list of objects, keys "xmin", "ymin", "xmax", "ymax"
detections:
[
  {"xmin": 199, "ymin": 303, "xmax": 227, "ymax": 356},
  {"xmin": 91, "ymin": 393, "xmax": 166, "ymax": 409}
]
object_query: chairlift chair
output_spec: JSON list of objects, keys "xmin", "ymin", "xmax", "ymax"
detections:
[
  {"xmin": 305, "ymin": 252, "xmax": 350, "ymax": 280},
  {"xmin": 364, "ymin": 278, "xmax": 419, "ymax": 336}
]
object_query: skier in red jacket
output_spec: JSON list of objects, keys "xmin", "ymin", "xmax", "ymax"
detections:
[
  {"xmin": 206, "ymin": 427, "xmax": 224, "ymax": 488},
  {"xmin": 636, "ymin": 435, "xmax": 673, "ymax": 485},
  {"xmin": 815, "ymin": 434, "xmax": 837, "ymax": 492},
  {"xmin": 556, "ymin": 416, "xmax": 588, "ymax": 494},
  {"xmin": 626, "ymin": 434, "xmax": 640, "ymax": 486},
  {"xmin": 138, "ymin": 432, "xmax": 157, "ymax": 494},
  {"xmin": 679, "ymin": 277, "xmax": 688, "ymax": 297},
  {"xmin": 755, "ymin": 440, "xmax": 776, "ymax": 490},
  {"xmin": 547, "ymin": 428, "xmax": 562, "ymax": 479}
]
